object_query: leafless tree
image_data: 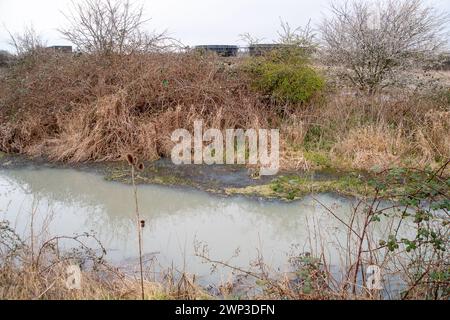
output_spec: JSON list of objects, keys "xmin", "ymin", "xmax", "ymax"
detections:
[
  {"xmin": 59, "ymin": 0, "xmax": 170, "ymax": 55},
  {"xmin": 239, "ymin": 19, "xmax": 316, "ymax": 47},
  {"xmin": 320, "ymin": 0, "xmax": 450, "ymax": 93},
  {"xmin": 278, "ymin": 18, "xmax": 316, "ymax": 48},
  {"xmin": 7, "ymin": 25, "xmax": 46, "ymax": 56},
  {"xmin": 238, "ymin": 32, "xmax": 265, "ymax": 46}
]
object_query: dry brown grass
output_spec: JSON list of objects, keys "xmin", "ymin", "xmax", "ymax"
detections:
[
  {"xmin": 415, "ymin": 110, "xmax": 450, "ymax": 162},
  {"xmin": 0, "ymin": 254, "xmax": 210, "ymax": 300},
  {"xmin": 0, "ymin": 51, "xmax": 448, "ymax": 171},
  {"xmin": 0, "ymin": 52, "xmax": 276, "ymax": 163},
  {"xmin": 295, "ymin": 90, "xmax": 450, "ymax": 170},
  {"xmin": 0, "ymin": 216, "xmax": 209, "ymax": 300},
  {"xmin": 333, "ymin": 124, "xmax": 407, "ymax": 170}
]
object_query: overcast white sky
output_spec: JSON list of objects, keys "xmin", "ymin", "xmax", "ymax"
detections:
[{"xmin": 0, "ymin": 0, "xmax": 449, "ymax": 51}]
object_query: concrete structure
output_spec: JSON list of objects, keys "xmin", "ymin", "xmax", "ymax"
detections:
[
  {"xmin": 194, "ymin": 45, "xmax": 238, "ymax": 57},
  {"xmin": 47, "ymin": 45, "xmax": 73, "ymax": 54}
]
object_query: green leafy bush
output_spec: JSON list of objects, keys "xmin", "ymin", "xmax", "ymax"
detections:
[{"xmin": 245, "ymin": 48, "xmax": 324, "ymax": 104}]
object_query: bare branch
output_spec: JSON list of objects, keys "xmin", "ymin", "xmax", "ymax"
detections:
[
  {"xmin": 6, "ymin": 24, "xmax": 46, "ymax": 56},
  {"xmin": 320, "ymin": 0, "xmax": 450, "ymax": 93},
  {"xmin": 58, "ymin": 0, "xmax": 171, "ymax": 54}
]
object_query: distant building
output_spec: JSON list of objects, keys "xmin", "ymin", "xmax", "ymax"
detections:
[
  {"xmin": 47, "ymin": 45, "xmax": 73, "ymax": 54},
  {"xmin": 194, "ymin": 45, "xmax": 238, "ymax": 57}
]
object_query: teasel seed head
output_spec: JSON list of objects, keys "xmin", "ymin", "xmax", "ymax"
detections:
[{"xmin": 126, "ymin": 154, "xmax": 135, "ymax": 166}]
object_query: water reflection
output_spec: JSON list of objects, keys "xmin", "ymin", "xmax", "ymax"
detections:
[{"xmin": 0, "ymin": 167, "xmax": 401, "ymax": 283}]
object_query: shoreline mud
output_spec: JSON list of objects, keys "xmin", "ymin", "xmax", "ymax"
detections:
[{"xmin": 0, "ymin": 152, "xmax": 371, "ymax": 200}]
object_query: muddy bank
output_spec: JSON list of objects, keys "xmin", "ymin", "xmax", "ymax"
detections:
[{"xmin": 0, "ymin": 152, "xmax": 371, "ymax": 200}]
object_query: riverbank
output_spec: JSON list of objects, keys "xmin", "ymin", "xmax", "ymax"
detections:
[
  {"xmin": 0, "ymin": 52, "xmax": 448, "ymax": 176},
  {"xmin": 0, "ymin": 152, "xmax": 374, "ymax": 200},
  {"xmin": 4, "ymin": 151, "xmax": 450, "ymax": 202}
]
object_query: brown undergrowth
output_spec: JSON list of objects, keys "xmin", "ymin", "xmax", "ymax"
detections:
[
  {"xmin": 0, "ymin": 52, "xmax": 276, "ymax": 163},
  {"xmin": 0, "ymin": 51, "xmax": 448, "ymax": 171}
]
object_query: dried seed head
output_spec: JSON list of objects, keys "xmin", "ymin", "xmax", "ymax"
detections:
[
  {"xmin": 137, "ymin": 163, "xmax": 144, "ymax": 171},
  {"xmin": 126, "ymin": 154, "xmax": 135, "ymax": 166}
]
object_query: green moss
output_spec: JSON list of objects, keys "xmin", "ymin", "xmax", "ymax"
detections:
[
  {"xmin": 226, "ymin": 184, "xmax": 276, "ymax": 198},
  {"xmin": 104, "ymin": 165, "xmax": 193, "ymax": 187},
  {"xmin": 143, "ymin": 174, "xmax": 191, "ymax": 186},
  {"xmin": 103, "ymin": 159, "xmax": 376, "ymax": 201},
  {"xmin": 333, "ymin": 175, "xmax": 369, "ymax": 195},
  {"xmin": 226, "ymin": 174, "xmax": 371, "ymax": 200},
  {"xmin": 104, "ymin": 169, "xmax": 128, "ymax": 182}
]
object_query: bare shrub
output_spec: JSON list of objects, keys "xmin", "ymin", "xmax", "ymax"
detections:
[
  {"xmin": 238, "ymin": 32, "xmax": 265, "ymax": 46},
  {"xmin": 59, "ymin": 0, "xmax": 170, "ymax": 54},
  {"xmin": 0, "ymin": 35, "xmax": 446, "ymax": 170},
  {"xmin": 196, "ymin": 165, "xmax": 449, "ymax": 300},
  {"xmin": 0, "ymin": 214, "xmax": 209, "ymax": 299},
  {"xmin": 320, "ymin": 0, "xmax": 450, "ymax": 93},
  {"xmin": 278, "ymin": 19, "xmax": 316, "ymax": 48},
  {"xmin": 7, "ymin": 25, "xmax": 46, "ymax": 57},
  {"xmin": 0, "ymin": 52, "xmax": 276, "ymax": 162},
  {"xmin": 0, "ymin": 51, "xmax": 445, "ymax": 169}
]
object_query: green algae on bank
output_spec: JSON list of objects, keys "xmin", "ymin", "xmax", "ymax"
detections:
[
  {"xmin": 103, "ymin": 158, "xmax": 273, "ymax": 191},
  {"xmin": 103, "ymin": 158, "xmax": 373, "ymax": 200},
  {"xmin": 226, "ymin": 174, "xmax": 373, "ymax": 200}
]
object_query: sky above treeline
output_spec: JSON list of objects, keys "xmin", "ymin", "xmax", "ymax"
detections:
[{"xmin": 0, "ymin": 0, "xmax": 449, "ymax": 51}]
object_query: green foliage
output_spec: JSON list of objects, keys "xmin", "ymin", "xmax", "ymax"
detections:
[
  {"xmin": 303, "ymin": 150, "xmax": 332, "ymax": 168},
  {"xmin": 268, "ymin": 174, "xmax": 367, "ymax": 200},
  {"xmin": 289, "ymin": 253, "xmax": 326, "ymax": 295},
  {"xmin": 369, "ymin": 165, "xmax": 449, "ymax": 253},
  {"xmin": 244, "ymin": 47, "xmax": 324, "ymax": 104},
  {"xmin": 0, "ymin": 220, "xmax": 24, "ymax": 259},
  {"xmin": 368, "ymin": 165, "xmax": 449, "ymax": 299},
  {"xmin": 303, "ymin": 125, "xmax": 335, "ymax": 151}
]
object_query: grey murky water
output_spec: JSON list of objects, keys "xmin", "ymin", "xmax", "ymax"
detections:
[{"xmin": 0, "ymin": 166, "xmax": 410, "ymax": 292}]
